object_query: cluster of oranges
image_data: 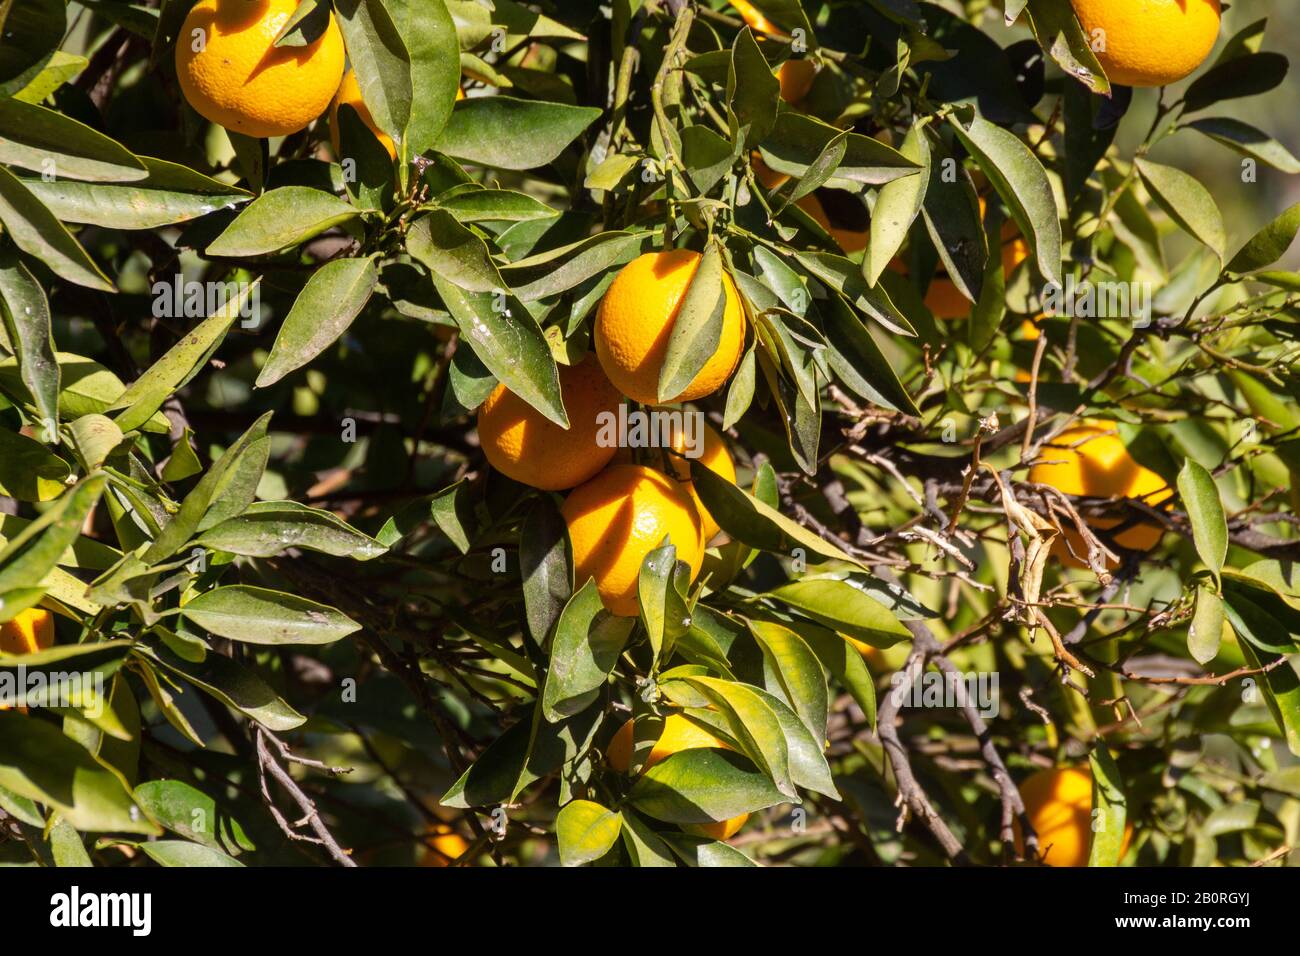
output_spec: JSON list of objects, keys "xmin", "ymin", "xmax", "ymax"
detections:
[
  {"xmin": 174, "ymin": 0, "xmax": 461, "ymax": 151},
  {"xmin": 478, "ymin": 249, "xmax": 744, "ymax": 617}
]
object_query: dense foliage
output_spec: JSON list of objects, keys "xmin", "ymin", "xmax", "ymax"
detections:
[{"xmin": 1, "ymin": 0, "xmax": 1298, "ymax": 868}]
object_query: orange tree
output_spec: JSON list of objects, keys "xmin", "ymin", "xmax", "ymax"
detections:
[{"xmin": 1, "ymin": 0, "xmax": 1298, "ymax": 868}]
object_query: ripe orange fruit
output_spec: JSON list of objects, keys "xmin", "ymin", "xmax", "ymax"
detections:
[
  {"xmin": 1016, "ymin": 766, "xmax": 1133, "ymax": 867},
  {"xmin": 0, "ymin": 607, "xmax": 54, "ymax": 655},
  {"xmin": 607, "ymin": 714, "xmax": 749, "ymax": 840},
  {"xmin": 795, "ymin": 193, "xmax": 869, "ymax": 255},
  {"xmin": 419, "ymin": 823, "xmax": 469, "ymax": 866},
  {"xmin": 1071, "ymin": 0, "xmax": 1220, "ymax": 88},
  {"xmin": 1, "ymin": 608, "xmax": 54, "ymax": 711},
  {"xmin": 176, "ymin": 0, "xmax": 345, "ymax": 138},
  {"xmin": 477, "ymin": 356, "xmax": 622, "ymax": 491},
  {"xmin": 562, "ymin": 464, "xmax": 704, "ymax": 617},
  {"xmin": 1028, "ymin": 420, "xmax": 1172, "ymax": 567},
  {"xmin": 729, "ymin": 1, "xmax": 815, "ymax": 103},
  {"xmin": 664, "ymin": 419, "xmax": 736, "ymax": 542},
  {"xmin": 595, "ymin": 250, "xmax": 746, "ymax": 406},
  {"xmin": 330, "ymin": 69, "xmax": 395, "ymax": 160}
]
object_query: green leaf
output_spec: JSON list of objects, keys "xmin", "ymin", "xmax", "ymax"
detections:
[
  {"xmin": 206, "ymin": 187, "xmax": 359, "ymax": 257},
  {"xmin": 1087, "ymin": 742, "xmax": 1128, "ymax": 867},
  {"xmin": 1221, "ymin": 574, "xmax": 1300, "ymax": 656},
  {"xmin": 427, "ymin": 276, "xmax": 566, "ymax": 427},
  {"xmin": 0, "ymin": 427, "xmax": 69, "ymax": 502},
  {"xmin": 0, "ymin": 353, "xmax": 168, "ymax": 432},
  {"xmin": 67, "ymin": 414, "xmax": 123, "ymax": 471},
  {"xmin": 49, "ymin": 819, "xmax": 93, "ymax": 867},
  {"xmin": 1184, "ymin": 52, "xmax": 1288, "ymax": 114},
  {"xmin": 690, "ymin": 460, "xmax": 865, "ymax": 568},
  {"xmin": 256, "ymin": 257, "xmax": 377, "ymax": 386},
  {"xmin": 140, "ymin": 643, "xmax": 307, "ymax": 732},
  {"xmin": 619, "ymin": 809, "xmax": 678, "ymax": 867},
  {"xmin": 441, "ymin": 701, "xmax": 602, "ymax": 807},
  {"xmin": 947, "ymin": 111, "xmax": 1062, "ymax": 287},
  {"xmin": 196, "ymin": 501, "xmax": 386, "ymax": 560},
  {"xmin": 500, "ymin": 230, "xmax": 644, "ymax": 301},
  {"xmin": 19, "ymin": 156, "xmax": 250, "ymax": 229},
  {"xmin": 738, "ymin": 686, "xmax": 838, "ymax": 799},
  {"xmin": 673, "ymin": 675, "xmax": 796, "ymax": 799},
  {"xmin": 0, "ymin": 710, "xmax": 156, "ymax": 834},
  {"xmin": 436, "ymin": 97, "xmax": 601, "ymax": 171},
  {"xmin": 0, "ymin": 474, "xmax": 106, "ymax": 597},
  {"xmin": 727, "ymin": 27, "xmax": 779, "ymax": 149},
  {"xmin": 820, "ymin": 292, "xmax": 920, "ymax": 416},
  {"xmin": 0, "ymin": 97, "xmax": 147, "ymax": 182},
  {"xmin": 763, "ymin": 577, "xmax": 910, "ymax": 647},
  {"xmin": 406, "ymin": 208, "xmax": 509, "ymax": 293},
  {"xmin": 658, "ymin": 241, "xmax": 727, "ymax": 403},
  {"xmin": 111, "ymin": 281, "xmax": 258, "ymax": 434},
  {"xmin": 758, "ymin": 112, "xmax": 920, "ymax": 187},
  {"xmin": 0, "ymin": 242, "xmax": 59, "ymax": 435},
  {"xmin": 141, "ymin": 840, "xmax": 244, "ymax": 867},
  {"xmin": 781, "ymin": 618, "xmax": 877, "ymax": 729},
  {"xmin": 792, "ymin": 250, "xmax": 914, "ymax": 336},
  {"xmin": 1238, "ymin": 640, "xmax": 1300, "ymax": 757},
  {"xmin": 142, "ymin": 412, "xmax": 272, "ymax": 564},
  {"xmin": 1134, "ymin": 158, "xmax": 1226, "ymax": 262},
  {"xmin": 435, "ymin": 188, "xmax": 558, "ymax": 223},
  {"xmin": 664, "ymin": 833, "xmax": 758, "ymax": 867},
  {"xmin": 1189, "ymin": 586, "xmax": 1225, "ymax": 666},
  {"xmin": 179, "ymin": 585, "xmax": 360, "ymax": 645},
  {"xmin": 1184, "ymin": 118, "xmax": 1300, "ymax": 175},
  {"xmin": 1023, "ymin": 0, "xmax": 1110, "ymax": 94},
  {"xmin": 637, "ymin": 543, "xmax": 692, "ymax": 667},
  {"xmin": 1226, "ymin": 201, "xmax": 1300, "ymax": 274},
  {"xmin": 519, "ymin": 495, "xmax": 571, "ymax": 644},
  {"xmin": 556, "ymin": 799, "xmax": 622, "ymax": 866},
  {"xmin": 627, "ymin": 748, "xmax": 786, "ymax": 825},
  {"xmin": 746, "ymin": 619, "xmax": 828, "ymax": 741},
  {"xmin": 0, "ymin": 165, "xmax": 113, "ymax": 291},
  {"xmin": 160, "ymin": 428, "xmax": 203, "ymax": 482},
  {"xmin": 133, "ymin": 779, "xmax": 254, "ymax": 853},
  {"xmin": 1176, "ymin": 458, "xmax": 1227, "ymax": 581},
  {"xmin": 541, "ymin": 579, "xmax": 633, "ymax": 721},
  {"xmin": 0, "ymin": 0, "xmax": 65, "ymax": 90},
  {"xmin": 864, "ymin": 122, "xmax": 929, "ymax": 286},
  {"xmin": 272, "ymin": 0, "xmax": 331, "ymax": 47},
  {"xmin": 333, "ymin": 0, "xmax": 413, "ymax": 146},
  {"xmin": 389, "ymin": 0, "xmax": 463, "ymax": 157}
]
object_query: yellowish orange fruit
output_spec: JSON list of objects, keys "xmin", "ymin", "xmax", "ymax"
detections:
[
  {"xmin": 477, "ymin": 356, "xmax": 622, "ymax": 491},
  {"xmin": 176, "ymin": 0, "xmax": 345, "ymax": 138},
  {"xmin": 1070, "ymin": 0, "xmax": 1220, "ymax": 88},
  {"xmin": 1017, "ymin": 766, "xmax": 1133, "ymax": 867},
  {"xmin": 0, "ymin": 607, "xmax": 54, "ymax": 656},
  {"xmin": 1028, "ymin": 420, "xmax": 1172, "ymax": 567},
  {"xmin": 595, "ymin": 250, "xmax": 746, "ymax": 406},
  {"xmin": 607, "ymin": 714, "xmax": 749, "ymax": 840},
  {"xmin": 1, "ymin": 608, "xmax": 54, "ymax": 711},
  {"xmin": 562, "ymin": 464, "xmax": 704, "ymax": 617},
  {"xmin": 664, "ymin": 419, "xmax": 736, "ymax": 542},
  {"xmin": 330, "ymin": 69, "xmax": 396, "ymax": 160},
  {"xmin": 419, "ymin": 823, "xmax": 469, "ymax": 867}
]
